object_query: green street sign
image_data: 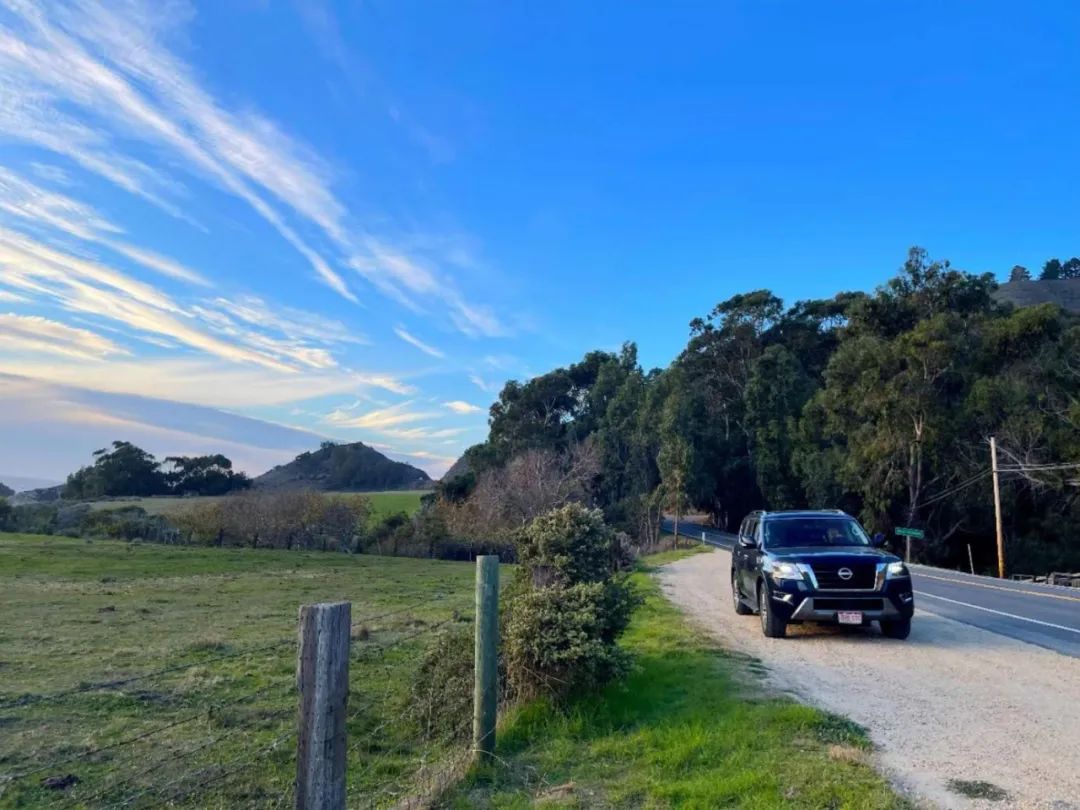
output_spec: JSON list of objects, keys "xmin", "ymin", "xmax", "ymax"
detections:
[{"xmin": 896, "ymin": 527, "xmax": 925, "ymax": 539}]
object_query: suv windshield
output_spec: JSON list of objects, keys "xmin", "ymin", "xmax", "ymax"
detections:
[{"xmin": 763, "ymin": 517, "xmax": 871, "ymax": 549}]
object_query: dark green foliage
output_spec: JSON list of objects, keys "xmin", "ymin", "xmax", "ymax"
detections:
[
  {"xmin": 65, "ymin": 441, "xmax": 169, "ymax": 498},
  {"xmin": 463, "ymin": 246, "xmax": 1079, "ymax": 572},
  {"xmin": 1040, "ymin": 256, "xmax": 1080, "ymax": 280},
  {"xmin": 0, "ymin": 481, "xmax": 13, "ymax": 497},
  {"xmin": 62, "ymin": 441, "xmax": 251, "ymax": 499},
  {"xmin": 164, "ymin": 454, "xmax": 251, "ymax": 495},
  {"xmin": 0, "ymin": 497, "xmax": 11, "ymax": 531},
  {"xmin": 504, "ymin": 505, "xmax": 639, "ymax": 701}
]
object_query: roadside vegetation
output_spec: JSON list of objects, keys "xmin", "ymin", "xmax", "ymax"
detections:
[
  {"xmin": 445, "ymin": 568, "xmax": 904, "ymax": 808},
  {"xmin": 439, "ymin": 247, "xmax": 1080, "ymax": 574}
]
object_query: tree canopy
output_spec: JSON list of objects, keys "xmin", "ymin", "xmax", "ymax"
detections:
[
  {"xmin": 451, "ymin": 247, "xmax": 1080, "ymax": 574},
  {"xmin": 64, "ymin": 442, "xmax": 251, "ymax": 499}
]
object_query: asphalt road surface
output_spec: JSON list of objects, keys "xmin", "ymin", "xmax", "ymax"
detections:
[{"xmin": 662, "ymin": 518, "xmax": 1080, "ymax": 658}]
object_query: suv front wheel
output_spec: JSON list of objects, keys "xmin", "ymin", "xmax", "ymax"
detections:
[
  {"xmin": 880, "ymin": 618, "xmax": 911, "ymax": 640},
  {"xmin": 732, "ymin": 570, "xmax": 752, "ymax": 615},
  {"xmin": 758, "ymin": 582, "xmax": 787, "ymax": 638}
]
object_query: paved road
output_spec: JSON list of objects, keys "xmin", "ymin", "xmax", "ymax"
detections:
[{"xmin": 662, "ymin": 517, "xmax": 1080, "ymax": 658}]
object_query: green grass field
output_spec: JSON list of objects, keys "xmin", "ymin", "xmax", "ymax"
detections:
[
  {"xmin": 446, "ymin": 566, "xmax": 904, "ymax": 809},
  {"xmin": 0, "ymin": 532, "xmax": 472, "ymax": 809},
  {"xmin": 82, "ymin": 489, "xmax": 428, "ymax": 523},
  {"xmin": 1, "ymin": 535, "xmax": 901, "ymax": 809}
]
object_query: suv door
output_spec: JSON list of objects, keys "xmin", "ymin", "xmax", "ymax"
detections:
[
  {"xmin": 739, "ymin": 517, "xmax": 760, "ymax": 595},
  {"xmin": 732, "ymin": 518, "xmax": 748, "ymax": 587}
]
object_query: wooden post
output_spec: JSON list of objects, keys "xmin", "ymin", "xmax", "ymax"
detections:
[
  {"xmin": 967, "ymin": 544, "xmax": 975, "ymax": 576},
  {"xmin": 296, "ymin": 602, "xmax": 350, "ymax": 810},
  {"xmin": 473, "ymin": 555, "xmax": 499, "ymax": 762},
  {"xmin": 990, "ymin": 437, "xmax": 1006, "ymax": 579}
]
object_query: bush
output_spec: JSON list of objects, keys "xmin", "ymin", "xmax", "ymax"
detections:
[
  {"xmin": 406, "ymin": 624, "xmax": 475, "ymax": 741},
  {"xmin": 174, "ymin": 491, "xmax": 370, "ymax": 550},
  {"xmin": 503, "ymin": 504, "xmax": 639, "ymax": 701}
]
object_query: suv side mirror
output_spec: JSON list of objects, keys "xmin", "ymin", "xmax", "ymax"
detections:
[
  {"xmin": 872, "ymin": 532, "xmax": 885, "ymax": 547},
  {"xmin": 737, "ymin": 534, "xmax": 757, "ymax": 550}
]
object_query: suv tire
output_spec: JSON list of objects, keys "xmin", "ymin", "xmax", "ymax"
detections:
[
  {"xmin": 758, "ymin": 582, "xmax": 787, "ymax": 638},
  {"xmin": 732, "ymin": 570, "xmax": 753, "ymax": 615},
  {"xmin": 880, "ymin": 618, "xmax": 911, "ymax": 640}
]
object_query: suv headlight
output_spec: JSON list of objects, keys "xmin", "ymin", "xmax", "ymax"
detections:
[
  {"xmin": 886, "ymin": 561, "xmax": 910, "ymax": 579},
  {"xmin": 770, "ymin": 562, "xmax": 804, "ymax": 583}
]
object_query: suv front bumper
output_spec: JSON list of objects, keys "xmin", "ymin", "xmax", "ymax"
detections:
[{"xmin": 766, "ymin": 577, "xmax": 915, "ymax": 622}]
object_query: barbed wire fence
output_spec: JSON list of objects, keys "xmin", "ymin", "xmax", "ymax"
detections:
[{"xmin": 0, "ymin": 557, "xmax": 503, "ymax": 809}]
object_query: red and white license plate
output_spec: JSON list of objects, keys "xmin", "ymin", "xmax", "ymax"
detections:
[{"xmin": 837, "ymin": 611, "xmax": 863, "ymax": 625}]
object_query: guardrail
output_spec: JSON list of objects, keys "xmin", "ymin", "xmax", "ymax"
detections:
[{"xmin": 659, "ymin": 518, "xmax": 737, "ymax": 549}]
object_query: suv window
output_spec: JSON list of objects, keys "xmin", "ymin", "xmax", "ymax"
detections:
[{"xmin": 763, "ymin": 517, "xmax": 871, "ymax": 549}]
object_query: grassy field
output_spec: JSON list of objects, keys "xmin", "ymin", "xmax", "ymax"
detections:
[
  {"xmin": 0, "ymin": 532, "xmax": 473, "ymax": 808},
  {"xmin": 445, "ymin": 565, "xmax": 904, "ymax": 809},
  {"xmin": 82, "ymin": 489, "xmax": 428, "ymax": 522}
]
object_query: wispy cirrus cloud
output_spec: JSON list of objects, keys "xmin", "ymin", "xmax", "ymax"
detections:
[
  {"xmin": 324, "ymin": 401, "xmax": 437, "ymax": 430},
  {"xmin": 0, "ymin": 166, "xmax": 209, "ymax": 286},
  {"xmin": 378, "ymin": 426, "xmax": 467, "ymax": 441},
  {"xmin": 443, "ymin": 400, "xmax": 484, "ymax": 414},
  {"xmin": 394, "ymin": 326, "xmax": 444, "ymax": 358},
  {"xmin": 0, "ymin": 226, "xmax": 400, "ymax": 381},
  {"xmin": 0, "ymin": 0, "xmax": 354, "ymax": 300},
  {"xmin": 0, "ymin": 0, "xmax": 508, "ymax": 329},
  {"xmin": 469, "ymin": 373, "xmax": 501, "ymax": 394},
  {"xmin": 0, "ymin": 312, "xmax": 128, "ymax": 360}
]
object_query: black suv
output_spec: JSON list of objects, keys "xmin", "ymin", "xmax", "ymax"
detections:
[{"xmin": 731, "ymin": 510, "xmax": 914, "ymax": 639}]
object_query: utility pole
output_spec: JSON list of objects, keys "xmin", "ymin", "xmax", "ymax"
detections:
[{"xmin": 990, "ymin": 437, "xmax": 1005, "ymax": 579}]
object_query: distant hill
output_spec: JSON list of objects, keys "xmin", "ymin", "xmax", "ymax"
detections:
[
  {"xmin": 0, "ymin": 474, "xmax": 63, "ymax": 493},
  {"xmin": 0, "ymin": 481, "xmax": 13, "ymax": 497},
  {"xmin": 254, "ymin": 441, "xmax": 433, "ymax": 492},
  {"xmin": 995, "ymin": 278, "xmax": 1080, "ymax": 313}
]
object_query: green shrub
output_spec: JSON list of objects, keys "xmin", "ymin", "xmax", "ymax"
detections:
[
  {"xmin": 504, "ymin": 504, "xmax": 639, "ymax": 701},
  {"xmin": 405, "ymin": 623, "xmax": 475, "ymax": 741}
]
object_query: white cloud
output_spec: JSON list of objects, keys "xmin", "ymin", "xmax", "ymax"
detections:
[
  {"xmin": 0, "ymin": 312, "xmax": 127, "ymax": 360},
  {"xmin": 443, "ymin": 400, "xmax": 483, "ymax": 414},
  {"xmin": 469, "ymin": 373, "xmax": 501, "ymax": 394},
  {"xmin": 0, "ymin": 357, "xmax": 410, "ymax": 408},
  {"xmin": 378, "ymin": 426, "xmax": 466, "ymax": 441},
  {"xmin": 394, "ymin": 325, "xmax": 445, "ymax": 358},
  {"xmin": 324, "ymin": 401, "xmax": 437, "ymax": 430},
  {"xmin": 0, "ymin": 290, "xmax": 28, "ymax": 303},
  {"xmin": 0, "ymin": 0, "xmax": 511, "ymax": 330},
  {"xmin": 30, "ymin": 162, "xmax": 70, "ymax": 185},
  {"xmin": 0, "ymin": 0, "xmax": 355, "ymax": 300}
]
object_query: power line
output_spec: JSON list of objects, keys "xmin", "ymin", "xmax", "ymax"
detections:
[{"xmin": 921, "ymin": 469, "xmax": 991, "ymax": 508}]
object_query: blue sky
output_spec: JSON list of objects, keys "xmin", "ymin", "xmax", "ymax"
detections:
[{"xmin": 1, "ymin": 1, "xmax": 1078, "ymax": 482}]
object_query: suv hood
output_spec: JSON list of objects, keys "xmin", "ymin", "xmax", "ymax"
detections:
[{"xmin": 768, "ymin": 546, "xmax": 900, "ymax": 564}]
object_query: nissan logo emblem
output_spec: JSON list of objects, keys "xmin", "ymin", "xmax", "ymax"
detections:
[{"xmin": 838, "ymin": 567, "xmax": 854, "ymax": 581}]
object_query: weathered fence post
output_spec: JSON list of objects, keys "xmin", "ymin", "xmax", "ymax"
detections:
[
  {"xmin": 473, "ymin": 555, "xmax": 499, "ymax": 762},
  {"xmin": 296, "ymin": 601, "xmax": 350, "ymax": 810}
]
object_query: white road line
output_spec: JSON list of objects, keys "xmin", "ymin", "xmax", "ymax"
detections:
[{"xmin": 919, "ymin": 592, "xmax": 1080, "ymax": 635}]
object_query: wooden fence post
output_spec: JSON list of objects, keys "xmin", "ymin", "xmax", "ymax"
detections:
[
  {"xmin": 473, "ymin": 556, "xmax": 499, "ymax": 762},
  {"xmin": 296, "ymin": 601, "xmax": 350, "ymax": 810}
]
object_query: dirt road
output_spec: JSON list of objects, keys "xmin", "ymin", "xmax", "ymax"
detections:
[{"xmin": 659, "ymin": 548, "xmax": 1080, "ymax": 810}]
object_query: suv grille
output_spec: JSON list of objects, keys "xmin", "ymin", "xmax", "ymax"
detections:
[
  {"xmin": 811, "ymin": 563, "xmax": 877, "ymax": 590},
  {"xmin": 814, "ymin": 597, "xmax": 884, "ymax": 611}
]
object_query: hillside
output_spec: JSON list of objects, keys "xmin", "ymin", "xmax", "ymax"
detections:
[
  {"xmin": 995, "ymin": 278, "xmax": 1080, "ymax": 313},
  {"xmin": 253, "ymin": 441, "xmax": 433, "ymax": 492},
  {"xmin": 441, "ymin": 453, "xmax": 472, "ymax": 483}
]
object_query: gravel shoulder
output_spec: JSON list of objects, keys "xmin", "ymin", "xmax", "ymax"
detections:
[{"xmin": 659, "ymin": 548, "xmax": 1080, "ymax": 810}]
